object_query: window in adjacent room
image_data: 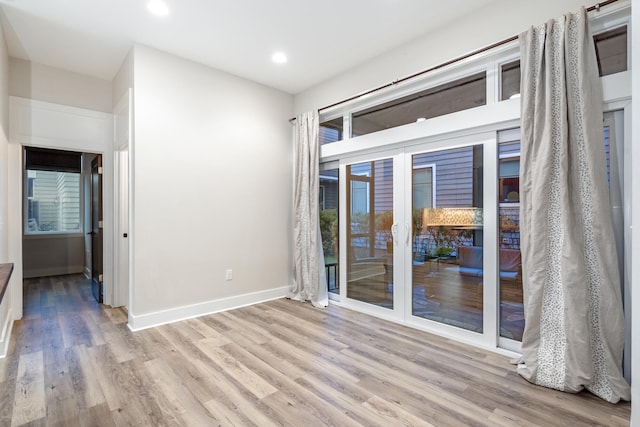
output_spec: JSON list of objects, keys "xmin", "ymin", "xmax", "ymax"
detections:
[{"xmin": 24, "ymin": 147, "xmax": 82, "ymax": 234}]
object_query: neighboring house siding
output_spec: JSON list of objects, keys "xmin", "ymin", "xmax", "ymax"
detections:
[
  {"xmin": 321, "ymin": 181, "xmax": 338, "ymax": 210},
  {"xmin": 414, "ymin": 146, "xmax": 474, "ymax": 208},
  {"xmin": 499, "ymin": 141, "xmax": 520, "ymax": 157},
  {"xmin": 30, "ymin": 171, "xmax": 80, "ymax": 232},
  {"xmin": 33, "ymin": 171, "xmax": 59, "ymax": 230},
  {"xmin": 374, "ymin": 158, "xmax": 393, "ymax": 212},
  {"xmin": 57, "ymin": 173, "xmax": 80, "ymax": 231}
]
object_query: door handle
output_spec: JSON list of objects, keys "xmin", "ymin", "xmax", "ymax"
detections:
[
  {"xmin": 405, "ymin": 223, "xmax": 410, "ymax": 246},
  {"xmin": 87, "ymin": 231, "xmax": 96, "ymax": 236},
  {"xmin": 391, "ymin": 224, "xmax": 398, "ymax": 245}
]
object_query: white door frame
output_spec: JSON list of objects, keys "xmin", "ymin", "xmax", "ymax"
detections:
[
  {"xmin": 335, "ymin": 132, "xmax": 509, "ymax": 352},
  {"xmin": 8, "ymin": 97, "xmax": 114, "ymax": 314},
  {"xmin": 112, "ymin": 90, "xmax": 132, "ymax": 308}
]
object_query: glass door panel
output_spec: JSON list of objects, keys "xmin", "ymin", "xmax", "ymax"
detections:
[
  {"xmin": 320, "ymin": 168, "xmax": 339, "ymax": 295},
  {"xmin": 346, "ymin": 159, "xmax": 394, "ymax": 309},
  {"xmin": 411, "ymin": 146, "xmax": 484, "ymax": 333},
  {"xmin": 498, "ymin": 136, "xmax": 524, "ymax": 342}
]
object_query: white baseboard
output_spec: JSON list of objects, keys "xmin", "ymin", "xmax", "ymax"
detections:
[
  {"xmin": 127, "ymin": 286, "xmax": 289, "ymax": 331},
  {"xmin": 0, "ymin": 307, "xmax": 14, "ymax": 359}
]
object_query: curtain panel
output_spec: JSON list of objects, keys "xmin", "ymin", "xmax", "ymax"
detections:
[
  {"xmin": 517, "ymin": 8, "xmax": 629, "ymax": 403},
  {"xmin": 289, "ymin": 111, "xmax": 328, "ymax": 308}
]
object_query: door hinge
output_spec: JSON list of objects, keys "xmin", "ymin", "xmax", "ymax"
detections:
[
  {"xmin": 98, "ymin": 274, "xmax": 103, "ymax": 282},
  {"xmin": 98, "ymin": 166, "xmax": 103, "ymax": 174},
  {"xmin": 98, "ymin": 220, "xmax": 104, "ymax": 228}
]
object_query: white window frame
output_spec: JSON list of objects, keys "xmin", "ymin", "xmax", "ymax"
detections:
[
  {"xmin": 23, "ymin": 167, "xmax": 85, "ymax": 237},
  {"xmin": 412, "ymin": 163, "xmax": 437, "ymax": 209}
]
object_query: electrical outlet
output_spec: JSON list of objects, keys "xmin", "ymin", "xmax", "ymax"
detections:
[{"xmin": 225, "ymin": 269, "xmax": 233, "ymax": 281}]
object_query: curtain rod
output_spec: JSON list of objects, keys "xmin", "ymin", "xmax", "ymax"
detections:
[{"xmin": 289, "ymin": 0, "xmax": 619, "ymax": 123}]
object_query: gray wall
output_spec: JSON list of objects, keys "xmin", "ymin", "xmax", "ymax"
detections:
[{"xmin": 22, "ymin": 235, "xmax": 84, "ymax": 278}]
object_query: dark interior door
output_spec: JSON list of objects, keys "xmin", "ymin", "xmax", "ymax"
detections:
[{"xmin": 91, "ymin": 155, "xmax": 104, "ymax": 303}]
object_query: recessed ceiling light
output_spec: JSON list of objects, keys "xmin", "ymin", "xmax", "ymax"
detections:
[
  {"xmin": 509, "ymin": 93, "xmax": 521, "ymax": 99},
  {"xmin": 416, "ymin": 117, "xmax": 426, "ymax": 122},
  {"xmin": 148, "ymin": 0, "xmax": 169, "ymax": 16},
  {"xmin": 272, "ymin": 52, "xmax": 287, "ymax": 64}
]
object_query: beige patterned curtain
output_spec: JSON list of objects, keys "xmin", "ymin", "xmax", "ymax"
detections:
[
  {"xmin": 288, "ymin": 111, "xmax": 328, "ymax": 308},
  {"xmin": 517, "ymin": 8, "xmax": 629, "ymax": 403}
]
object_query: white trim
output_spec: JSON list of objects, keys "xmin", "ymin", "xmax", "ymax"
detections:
[
  {"xmin": 322, "ymin": 99, "xmax": 520, "ymax": 162},
  {"xmin": 411, "ymin": 163, "xmax": 436, "ymax": 209},
  {"xmin": 10, "ymin": 97, "xmax": 112, "ymax": 151},
  {"xmin": 113, "ymin": 90, "xmax": 131, "ymax": 309},
  {"xmin": 127, "ymin": 286, "xmax": 289, "ymax": 331}
]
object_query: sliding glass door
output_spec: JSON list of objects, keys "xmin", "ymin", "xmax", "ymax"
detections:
[
  {"xmin": 338, "ymin": 137, "xmax": 499, "ymax": 346},
  {"xmin": 410, "ymin": 145, "xmax": 485, "ymax": 333},
  {"xmin": 345, "ymin": 157, "xmax": 396, "ymax": 310}
]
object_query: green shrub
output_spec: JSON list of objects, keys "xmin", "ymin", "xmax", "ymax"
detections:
[{"xmin": 320, "ymin": 209, "xmax": 338, "ymax": 258}]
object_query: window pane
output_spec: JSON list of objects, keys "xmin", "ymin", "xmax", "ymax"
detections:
[
  {"xmin": 499, "ymin": 158, "xmax": 520, "ymax": 203},
  {"xmin": 594, "ymin": 26, "xmax": 627, "ymax": 76},
  {"xmin": 412, "ymin": 145, "xmax": 483, "ymax": 333},
  {"xmin": 26, "ymin": 170, "xmax": 81, "ymax": 233},
  {"xmin": 498, "ymin": 136, "xmax": 523, "ymax": 342},
  {"xmin": 320, "ymin": 117, "xmax": 344, "ymax": 145},
  {"xmin": 501, "ymin": 60, "xmax": 520, "ymax": 101},
  {"xmin": 347, "ymin": 159, "xmax": 394, "ymax": 308},
  {"xmin": 352, "ymin": 73, "xmax": 486, "ymax": 137},
  {"xmin": 320, "ymin": 169, "xmax": 339, "ymax": 294}
]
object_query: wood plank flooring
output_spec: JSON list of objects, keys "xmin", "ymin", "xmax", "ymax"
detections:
[{"xmin": 0, "ymin": 274, "xmax": 631, "ymax": 426}]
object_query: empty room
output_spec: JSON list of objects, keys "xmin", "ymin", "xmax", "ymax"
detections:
[{"xmin": 0, "ymin": 0, "xmax": 638, "ymax": 425}]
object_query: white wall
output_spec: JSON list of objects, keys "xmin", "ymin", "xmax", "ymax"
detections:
[
  {"xmin": 0, "ymin": 9, "xmax": 13, "ymax": 358},
  {"xmin": 129, "ymin": 45, "xmax": 293, "ymax": 329},
  {"xmin": 9, "ymin": 58, "xmax": 112, "ymax": 113},
  {"xmin": 294, "ymin": 0, "xmax": 598, "ymax": 114},
  {"xmin": 112, "ymin": 49, "xmax": 134, "ymax": 110}
]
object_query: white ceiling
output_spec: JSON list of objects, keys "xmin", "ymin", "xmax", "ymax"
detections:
[{"xmin": 0, "ymin": 0, "xmax": 497, "ymax": 94}]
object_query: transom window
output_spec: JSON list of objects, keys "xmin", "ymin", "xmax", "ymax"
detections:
[{"xmin": 351, "ymin": 72, "xmax": 486, "ymax": 138}]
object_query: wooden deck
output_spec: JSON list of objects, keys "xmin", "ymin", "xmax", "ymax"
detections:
[{"xmin": 0, "ymin": 274, "xmax": 630, "ymax": 426}]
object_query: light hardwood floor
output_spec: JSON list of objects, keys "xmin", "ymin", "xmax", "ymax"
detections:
[{"xmin": 0, "ymin": 275, "xmax": 631, "ymax": 426}]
